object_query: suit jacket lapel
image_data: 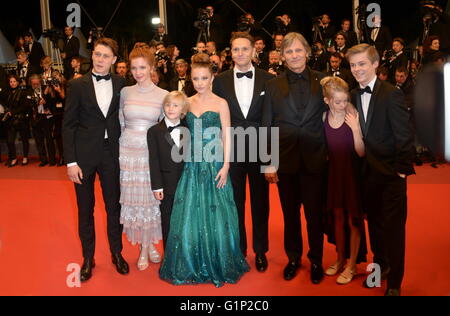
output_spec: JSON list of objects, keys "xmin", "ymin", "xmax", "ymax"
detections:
[
  {"xmin": 225, "ymin": 71, "xmax": 246, "ymax": 120},
  {"xmin": 84, "ymin": 71, "xmax": 105, "ymax": 119},
  {"xmin": 161, "ymin": 120, "xmax": 176, "ymax": 148},
  {"xmin": 299, "ymin": 70, "xmax": 317, "ymax": 126},
  {"xmin": 365, "ymin": 79, "xmax": 381, "ymax": 136},
  {"xmin": 279, "ymin": 73, "xmax": 299, "ymax": 117},
  {"xmin": 247, "ymin": 69, "xmax": 264, "ymax": 119},
  {"xmin": 355, "ymin": 91, "xmax": 366, "ymax": 136},
  {"xmin": 106, "ymin": 75, "xmax": 120, "ymax": 118}
]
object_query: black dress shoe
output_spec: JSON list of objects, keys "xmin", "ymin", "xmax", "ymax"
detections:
[
  {"xmin": 49, "ymin": 162, "xmax": 57, "ymax": 167},
  {"xmin": 283, "ymin": 261, "xmax": 301, "ymax": 281},
  {"xmin": 39, "ymin": 161, "xmax": 48, "ymax": 167},
  {"xmin": 385, "ymin": 288, "xmax": 401, "ymax": 296},
  {"xmin": 310, "ymin": 263, "xmax": 324, "ymax": 284},
  {"xmin": 255, "ymin": 253, "xmax": 268, "ymax": 272},
  {"xmin": 363, "ymin": 267, "xmax": 390, "ymax": 289},
  {"xmin": 80, "ymin": 258, "xmax": 95, "ymax": 282},
  {"xmin": 112, "ymin": 253, "xmax": 129, "ymax": 275}
]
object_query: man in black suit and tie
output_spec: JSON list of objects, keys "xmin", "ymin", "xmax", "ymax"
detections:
[
  {"xmin": 23, "ymin": 32, "xmax": 45, "ymax": 73},
  {"xmin": 151, "ymin": 24, "xmax": 172, "ymax": 47},
  {"xmin": 326, "ymin": 53, "xmax": 357, "ymax": 90},
  {"xmin": 347, "ymin": 44, "xmax": 415, "ymax": 296},
  {"xmin": 16, "ymin": 51, "xmax": 39, "ymax": 88},
  {"xmin": 169, "ymin": 59, "xmax": 195, "ymax": 97},
  {"xmin": 369, "ymin": 15, "xmax": 392, "ymax": 57},
  {"xmin": 262, "ymin": 32, "xmax": 327, "ymax": 284},
  {"xmin": 213, "ymin": 32, "xmax": 274, "ymax": 272},
  {"xmin": 62, "ymin": 26, "xmax": 80, "ymax": 80},
  {"xmin": 341, "ymin": 19, "xmax": 358, "ymax": 48},
  {"xmin": 63, "ymin": 37, "xmax": 129, "ymax": 282}
]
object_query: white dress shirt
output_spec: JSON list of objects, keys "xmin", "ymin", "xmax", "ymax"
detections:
[
  {"xmin": 233, "ymin": 65, "xmax": 255, "ymax": 119},
  {"xmin": 92, "ymin": 72, "xmax": 113, "ymax": 137},
  {"xmin": 360, "ymin": 76, "xmax": 377, "ymax": 122}
]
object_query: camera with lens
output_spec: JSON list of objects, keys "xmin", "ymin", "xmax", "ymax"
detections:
[
  {"xmin": 384, "ymin": 49, "xmax": 396, "ymax": 60},
  {"xmin": 195, "ymin": 8, "xmax": 211, "ymax": 29},
  {"xmin": 269, "ymin": 63, "xmax": 284, "ymax": 76},
  {"xmin": 155, "ymin": 50, "xmax": 170, "ymax": 63},
  {"xmin": 46, "ymin": 77, "xmax": 61, "ymax": 87},
  {"xmin": 237, "ymin": 15, "xmax": 251, "ymax": 32},
  {"xmin": 42, "ymin": 28, "xmax": 65, "ymax": 43}
]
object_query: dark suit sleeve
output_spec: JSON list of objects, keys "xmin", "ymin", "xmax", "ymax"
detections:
[
  {"xmin": 147, "ymin": 128, "xmax": 164, "ymax": 191},
  {"xmin": 387, "ymin": 88, "xmax": 415, "ymax": 175},
  {"xmin": 261, "ymin": 81, "xmax": 274, "ymax": 167},
  {"xmin": 63, "ymin": 80, "xmax": 80, "ymax": 164},
  {"xmin": 211, "ymin": 76, "xmax": 222, "ymax": 97}
]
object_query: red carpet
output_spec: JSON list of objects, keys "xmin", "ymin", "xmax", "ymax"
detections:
[{"xmin": 0, "ymin": 158, "xmax": 449, "ymax": 296}]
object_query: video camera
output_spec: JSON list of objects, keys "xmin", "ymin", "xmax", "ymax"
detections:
[
  {"xmin": 155, "ymin": 50, "xmax": 170, "ymax": 63},
  {"xmin": 195, "ymin": 8, "xmax": 211, "ymax": 29},
  {"xmin": 420, "ymin": 0, "xmax": 443, "ymax": 20},
  {"xmin": 42, "ymin": 28, "xmax": 65, "ymax": 43},
  {"xmin": 237, "ymin": 15, "xmax": 251, "ymax": 32}
]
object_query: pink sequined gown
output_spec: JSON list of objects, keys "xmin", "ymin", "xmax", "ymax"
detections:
[{"xmin": 119, "ymin": 83, "xmax": 169, "ymax": 246}]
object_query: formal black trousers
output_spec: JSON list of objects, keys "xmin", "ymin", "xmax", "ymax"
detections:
[
  {"xmin": 363, "ymin": 171, "xmax": 408, "ymax": 289},
  {"xmin": 32, "ymin": 116, "xmax": 56, "ymax": 164},
  {"xmin": 74, "ymin": 140, "xmax": 123, "ymax": 259},
  {"xmin": 230, "ymin": 162, "xmax": 270, "ymax": 255},
  {"xmin": 160, "ymin": 194, "xmax": 175, "ymax": 250},
  {"xmin": 6, "ymin": 120, "xmax": 29, "ymax": 159},
  {"xmin": 277, "ymin": 172, "xmax": 325, "ymax": 265}
]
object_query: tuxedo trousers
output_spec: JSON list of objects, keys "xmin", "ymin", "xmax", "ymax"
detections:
[
  {"xmin": 74, "ymin": 140, "xmax": 123, "ymax": 259},
  {"xmin": 277, "ymin": 172, "xmax": 325, "ymax": 265},
  {"xmin": 160, "ymin": 193, "xmax": 175, "ymax": 250},
  {"xmin": 363, "ymin": 170, "xmax": 408, "ymax": 289},
  {"xmin": 230, "ymin": 162, "xmax": 270, "ymax": 256},
  {"xmin": 32, "ymin": 116, "xmax": 56, "ymax": 164}
]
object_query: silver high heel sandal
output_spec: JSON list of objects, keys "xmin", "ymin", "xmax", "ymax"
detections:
[
  {"xmin": 137, "ymin": 245, "xmax": 149, "ymax": 271},
  {"xmin": 148, "ymin": 243, "xmax": 161, "ymax": 263}
]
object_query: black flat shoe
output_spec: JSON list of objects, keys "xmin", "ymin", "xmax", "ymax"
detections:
[
  {"xmin": 112, "ymin": 253, "xmax": 129, "ymax": 275},
  {"xmin": 283, "ymin": 261, "xmax": 301, "ymax": 281},
  {"xmin": 310, "ymin": 263, "xmax": 324, "ymax": 284},
  {"xmin": 80, "ymin": 258, "xmax": 95, "ymax": 282},
  {"xmin": 255, "ymin": 253, "xmax": 268, "ymax": 272}
]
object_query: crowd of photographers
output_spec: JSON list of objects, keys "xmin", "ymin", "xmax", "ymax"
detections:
[{"xmin": 0, "ymin": 3, "xmax": 449, "ymax": 168}]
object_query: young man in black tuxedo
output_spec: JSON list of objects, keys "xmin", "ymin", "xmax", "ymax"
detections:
[
  {"xmin": 262, "ymin": 32, "xmax": 327, "ymax": 284},
  {"xmin": 369, "ymin": 15, "xmax": 392, "ymax": 57},
  {"xmin": 347, "ymin": 44, "xmax": 415, "ymax": 296},
  {"xmin": 62, "ymin": 26, "xmax": 80, "ymax": 80},
  {"xmin": 63, "ymin": 37, "xmax": 128, "ymax": 282},
  {"xmin": 148, "ymin": 91, "xmax": 186, "ymax": 249},
  {"xmin": 23, "ymin": 32, "xmax": 45, "ymax": 73},
  {"xmin": 212, "ymin": 32, "xmax": 274, "ymax": 272}
]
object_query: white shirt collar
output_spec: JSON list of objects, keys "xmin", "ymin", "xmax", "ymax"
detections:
[
  {"xmin": 165, "ymin": 117, "xmax": 180, "ymax": 128},
  {"xmin": 360, "ymin": 75, "xmax": 377, "ymax": 89}
]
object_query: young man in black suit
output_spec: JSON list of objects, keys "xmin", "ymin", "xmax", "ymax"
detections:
[
  {"xmin": 262, "ymin": 32, "xmax": 327, "ymax": 284},
  {"xmin": 213, "ymin": 32, "xmax": 274, "ymax": 272},
  {"xmin": 347, "ymin": 44, "xmax": 415, "ymax": 296},
  {"xmin": 62, "ymin": 26, "xmax": 80, "ymax": 80},
  {"xmin": 63, "ymin": 37, "xmax": 128, "ymax": 282},
  {"xmin": 148, "ymin": 91, "xmax": 186, "ymax": 249},
  {"xmin": 23, "ymin": 32, "xmax": 45, "ymax": 73},
  {"xmin": 370, "ymin": 15, "xmax": 392, "ymax": 57}
]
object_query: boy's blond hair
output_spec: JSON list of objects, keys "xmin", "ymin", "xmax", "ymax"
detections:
[{"xmin": 163, "ymin": 91, "xmax": 189, "ymax": 118}]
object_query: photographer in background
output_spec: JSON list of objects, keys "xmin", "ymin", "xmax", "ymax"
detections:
[
  {"xmin": 45, "ymin": 70, "xmax": 66, "ymax": 166},
  {"xmin": 308, "ymin": 40, "xmax": 328, "ymax": 72},
  {"xmin": 70, "ymin": 56, "xmax": 84, "ymax": 80},
  {"xmin": 220, "ymin": 48, "xmax": 233, "ymax": 72},
  {"xmin": 383, "ymin": 38, "xmax": 409, "ymax": 84},
  {"xmin": 325, "ymin": 53, "xmax": 356, "ymax": 89},
  {"xmin": 319, "ymin": 14, "xmax": 336, "ymax": 45},
  {"xmin": 16, "ymin": 51, "xmax": 39, "ymax": 88},
  {"xmin": 40, "ymin": 56, "xmax": 54, "ymax": 84},
  {"xmin": 273, "ymin": 33, "xmax": 284, "ymax": 52},
  {"xmin": 169, "ymin": 59, "xmax": 195, "ymax": 96},
  {"xmin": 275, "ymin": 14, "xmax": 297, "ymax": 36},
  {"xmin": 253, "ymin": 37, "xmax": 269, "ymax": 70},
  {"xmin": 238, "ymin": 13, "xmax": 263, "ymax": 38},
  {"xmin": 327, "ymin": 32, "xmax": 350, "ymax": 69},
  {"xmin": 206, "ymin": 41, "xmax": 217, "ymax": 56},
  {"xmin": 3, "ymin": 75, "xmax": 32, "ymax": 168},
  {"xmin": 422, "ymin": 1, "xmax": 450, "ymax": 54},
  {"xmin": 205, "ymin": 5, "xmax": 226, "ymax": 50},
  {"xmin": 267, "ymin": 50, "xmax": 285, "ymax": 76},
  {"xmin": 61, "ymin": 26, "xmax": 80, "ymax": 80},
  {"xmin": 30, "ymin": 74, "xmax": 56, "ymax": 167},
  {"xmin": 340, "ymin": 19, "xmax": 358, "ymax": 48},
  {"xmin": 156, "ymin": 42, "xmax": 174, "ymax": 83},
  {"xmin": 370, "ymin": 14, "xmax": 392, "ymax": 57},
  {"xmin": 115, "ymin": 60, "xmax": 136, "ymax": 87},
  {"xmin": 152, "ymin": 23, "xmax": 172, "ymax": 47}
]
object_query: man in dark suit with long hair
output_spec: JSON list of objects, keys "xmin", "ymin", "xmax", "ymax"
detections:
[{"xmin": 262, "ymin": 32, "xmax": 328, "ymax": 284}]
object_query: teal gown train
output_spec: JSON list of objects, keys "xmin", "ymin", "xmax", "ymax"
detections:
[{"xmin": 159, "ymin": 111, "xmax": 250, "ymax": 287}]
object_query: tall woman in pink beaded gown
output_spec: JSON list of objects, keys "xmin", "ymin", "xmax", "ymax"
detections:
[{"xmin": 119, "ymin": 47, "xmax": 169, "ymax": 271}]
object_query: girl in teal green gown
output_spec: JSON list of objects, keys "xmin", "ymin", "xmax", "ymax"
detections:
[{"xmin": 159, "ymin": 54, "xmax": 249, "ymax": 287}]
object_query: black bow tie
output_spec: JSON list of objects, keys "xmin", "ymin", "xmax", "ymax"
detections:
[
  {"xmin": 236, "ymin": 71, "xmax": 253, "ymax": 79},
  {"xmin": 178, "ymin": 77, "xmax": 186, "ymax": 81},
  {"xmin": 92, "ymin": 73, "xmax": 111, "ymax": 82},
  {"xmin": 358, "ymin": 86, "xmax": 372, "ymax": 95},
  {"xmin": 168, "ymin": 124, "xmax": 181, "ymax": 133}
]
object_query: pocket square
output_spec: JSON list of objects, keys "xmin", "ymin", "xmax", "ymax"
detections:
[{"xmin": 260, "ymin": 91, "xmax": 265, "ymax": 96}]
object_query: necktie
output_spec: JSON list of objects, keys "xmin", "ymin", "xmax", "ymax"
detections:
[
  {"xmin": 236, "ymin": 71, "xmax": 253, "ymax": 79},
  {"xmin": 358, "ymin": 86, "xmax": 372, "ymax": 95},
  {"xmin": 168, "ymin": 124, "xmax": 181, "ymax": 133},
  {"xmin": 92, "ymin": 73, "xmax": 112, "ymax": 82}
]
